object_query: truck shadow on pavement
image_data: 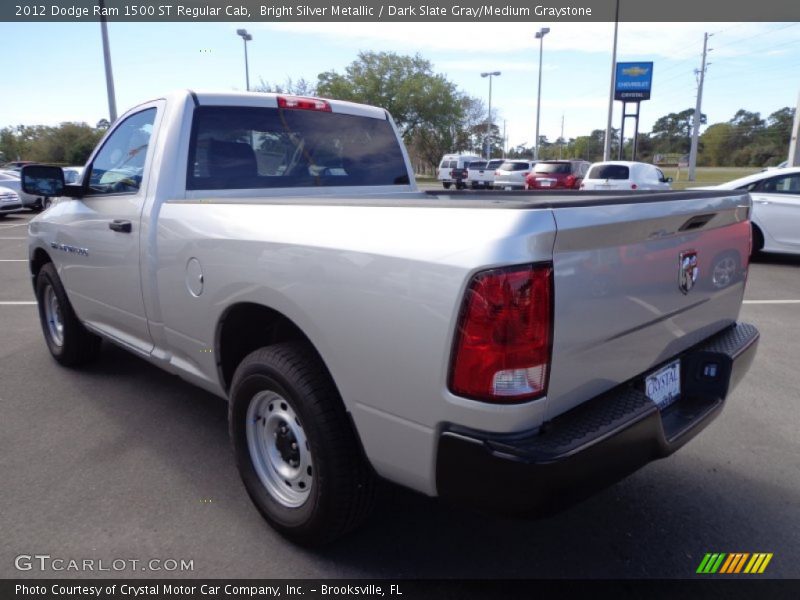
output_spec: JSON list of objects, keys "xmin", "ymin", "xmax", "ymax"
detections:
[{"xmin": 7, "ymin": 341, "xmax": 795, "ymax": 579}]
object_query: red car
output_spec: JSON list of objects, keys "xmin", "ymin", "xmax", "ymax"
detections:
[{"xmin": 525, "ymin": 160, "xmax": 590, "ymax": 190}]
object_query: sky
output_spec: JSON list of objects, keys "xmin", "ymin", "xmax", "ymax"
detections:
[{"xmin": 2, "ymin": 20, "xmax": 798, "ymax": 149}]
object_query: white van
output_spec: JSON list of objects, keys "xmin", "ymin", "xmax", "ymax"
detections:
[
  {"xmin": 581, "ymin": 161, "xmax": 673, "ymax": 191},
  {"xmin": 437, "ymin": 153, "xmax": 482, "ymax": 190}
]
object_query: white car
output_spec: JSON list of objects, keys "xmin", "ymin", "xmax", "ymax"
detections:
[
  {"xmin": 692, "ymin": 167, "xmax": 800, "ymax": 255},
  {"xmin": 0, "ymin": 171, "xmax": 41, "ymax": 210},
  {"xmin": 493, "ymin": 160, "xmax": 536, "ymax": 190},
  {"xmin": 0, "ymin": 185, "xmax": 23, "ymax": 217},
  {"xmin": 581, "ymin": 161, "xmax": 672, "ymax": 191}
]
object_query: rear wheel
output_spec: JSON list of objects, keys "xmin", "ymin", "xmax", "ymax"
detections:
[
  {"xmin": 442, "ymin": 182, "xmax": 451, "ymax": 190},
  {"xmin": 751, "ymin": 224, "xmax": 764, "ymax": 255},
  {"xmin": 35, "ymin": 263, "xmax": 102, "ymax": 366},
  {"xmin": 230, "ymin": 343, "xmax": 375, "ymax": 545}
]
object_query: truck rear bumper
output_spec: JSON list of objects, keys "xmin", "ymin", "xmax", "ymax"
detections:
[{"xmin": 436, "ymin": 322, "xmax": 759, "ymax": 514}]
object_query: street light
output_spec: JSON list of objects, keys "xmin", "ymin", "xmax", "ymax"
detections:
[
  {"xmin": 480, "ymin": 71, "xmax": 501, "ymax": 159},
  {"xmin": 236, "ymin": 28, "xmax": 252, "ymax": 91},
  {"xmin": 534, "ymin": 27, "xmax": 550, "ymax": 160}
]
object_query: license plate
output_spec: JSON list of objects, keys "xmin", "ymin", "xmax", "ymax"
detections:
[
  {"xmin": 504, "ymin": 186, "xmax": 512, "ymax": 191},
  {"xmin": 645, "ymin": 359, "xmax": 681, "ymax": 410},
  {"xmin": 540, "ymin": 181, "xmax": 552, "ymax": 187}
]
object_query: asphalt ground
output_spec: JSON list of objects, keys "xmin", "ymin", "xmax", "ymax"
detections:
[{"xmin": 1, "ymin": 210, "xmax": 798, "ymax": 580}]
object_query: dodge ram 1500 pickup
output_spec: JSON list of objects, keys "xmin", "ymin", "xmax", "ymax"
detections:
[{"xmin": 22, "ymin": 90, "xmax": 759, "ymax": 544}]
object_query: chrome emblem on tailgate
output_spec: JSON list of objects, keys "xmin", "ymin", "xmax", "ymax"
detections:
[{"xmin": 679, "ymin": 250, "xmax": 698, "ymax": 294}]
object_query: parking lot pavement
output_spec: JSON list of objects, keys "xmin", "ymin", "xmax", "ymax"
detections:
[{"xmin": 1, "ymin": 211, "xmax": 799, "ymax": 579}]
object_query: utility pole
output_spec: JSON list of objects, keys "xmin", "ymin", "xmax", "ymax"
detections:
[
  {"xmin": 534, "ymin": 27, "xmax": 550, "ymax": 160},
  {"xmin": 559, "ymin": 114, "xmax": 564, "ymax": 159},
  {"xmin": 688, "ymin": 32, "xmax": 710, "ymax": 181},
  {"xmin": 502, "ymin": 120, "xmax": 507, "ymax": 158},
  {"xmin": 98, "ymin": 0, "xmax": 117, "ymax": 122},
  {"xmin": 789, "ymin": 90, "xmax": 800, "ymax": 167},
  {"xmin": 603, "ymin": 0, "xmax": 620, "ymax": 161}
]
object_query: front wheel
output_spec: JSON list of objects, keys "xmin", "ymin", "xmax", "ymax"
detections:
[
  {"xmin": 35, "ymin": 263, "xmax": 102, "ymax": 366},
  {"xmin": 229, "ymin": 343, "xmax": 375, "ymax": 545}
]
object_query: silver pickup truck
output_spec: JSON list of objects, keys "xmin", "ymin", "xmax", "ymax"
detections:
[{"xmin": 22, "ymin": 91, "xmax": 759, "ymax": 545}]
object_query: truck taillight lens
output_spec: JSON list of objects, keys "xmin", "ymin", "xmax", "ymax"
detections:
[
  {"xmin": 449, "ymin": 264, "xmax": 553, "ymax": 402},
  {"xmin": 565, "ymin": 175, "xmax": 576, "ymax": 188},
  {"xmin": 277, "ymin": 96, "xmax": 332, "ymax": 112},
  {"xmin": 631, "ymin": 183, "xmax": 638, "ymax": 190}
]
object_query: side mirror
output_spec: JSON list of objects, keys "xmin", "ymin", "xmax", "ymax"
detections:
[
  {"xmin": 21, "ymin": 165, "xmax": 65, "ymax": 197},
  {"xmin": 666, "ymin": 177, "xmax": 674, "ymax": 183}
]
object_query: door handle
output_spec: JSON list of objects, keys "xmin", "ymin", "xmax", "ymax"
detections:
[{"xmin": 109, "ymin": 219, "xmax": 132, "ymax": 233}]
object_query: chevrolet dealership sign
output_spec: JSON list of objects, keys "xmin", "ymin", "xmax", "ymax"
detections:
[{"xmin": 615, "ymin": 62, "xmax": 654, "ymax": 101}]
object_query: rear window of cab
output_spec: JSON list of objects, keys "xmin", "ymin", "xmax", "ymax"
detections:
[{"xmin": 187, "ymin": 106, "xmax": 409, "ymax": 190}]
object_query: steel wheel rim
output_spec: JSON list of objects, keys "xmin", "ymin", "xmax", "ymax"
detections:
[
  {"xmin": 246, "ymin": 390, "xmax": 313, "ymax": 508},
  {"xmin": 43, "ymin": 284, "xmax": 64, "ymax": 347},
  {"xmin": 712, "ymin": 257, "xmax": 736, "ymax": 288}
]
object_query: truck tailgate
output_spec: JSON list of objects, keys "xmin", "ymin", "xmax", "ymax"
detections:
[{"xmin": 546, "ymin": 191, "xmax": 751, "ymax": 418}]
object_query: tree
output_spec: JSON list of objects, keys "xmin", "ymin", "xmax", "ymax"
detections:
[
  {"xmin": 254, "ymin": 76, "xmax": 316, "ymax": 96},
  {"xmin": 0, "ymin": 123, "xmax": 105, "ymax": 165},
  {"xmin": 698, "ymin": 123, "xmax": 735, "ymax": 166},
  {"xmin": 316, "ymin": 51, "xmax": 464, "ymax": 141},
  {"xmin": 651, "ymin": 108, "xmax": 706, "ymax": 154}
]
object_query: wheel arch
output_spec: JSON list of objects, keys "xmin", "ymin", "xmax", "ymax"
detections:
[
  {"xmin": 30, "ymin": 247, "xmax": 53, "ymax": 287},
  {"xmin": 215, "ymin": 302, "xmax": 327, "ymax": 395}
]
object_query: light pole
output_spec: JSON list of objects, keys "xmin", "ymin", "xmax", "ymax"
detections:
[
  {"xmin": 98, "ymin": 0, "xmax": 117, "ymax": 122},
  {"xmin": 603, "ymin": 0, "xmax": 620, "ymax": 161},
  {"xmin": 534, "ymin": 27, "xmax": 550, "ymax": 160},
  {"xmin": 236, "ymin": 28, "xmax": 252, "ymax": 91},
  {"xmin": 481, "ymin": 71, "xmax": 501, "ymax": 158}
]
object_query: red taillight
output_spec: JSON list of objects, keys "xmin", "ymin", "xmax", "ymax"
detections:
[
  {"xmin": 277, "ymin": 95, "xmax": 332, "ymax": 112},
  {"xmin": 449, "ymin": 264, "xmax": 553, "ymax": 403},
  {"xmin": 565, "ymin": 175, "xmax": 576, "ymax": 188},
  {"xmin": 631, "ymin": 183, "xmax": 638, "ymax": 190}
]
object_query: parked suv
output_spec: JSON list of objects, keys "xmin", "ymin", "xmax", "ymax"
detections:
[
  {"xmin": 467, "ymin": 159, "xmax": 504, "ymax": 189},
  {"xmin": 525, "ymin": 160, "xmax": 590, "ymax": 190},
  {"xmin": 494, "ymin": 160, "xmax": 536, "ymax": 190},
  {"xmin": 437, "ymin": 153, "xmax": 482, "ymax": 190},
  {"xmin": 581, "ymin": 161, "xmax": 672, "ymax": 191}
]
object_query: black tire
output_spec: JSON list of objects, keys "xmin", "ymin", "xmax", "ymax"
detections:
[
  {"xmin": 35, "ymin": 263, "xmax": 102, "ymax": 366},
  {"xmin": 229, "ymin": 343, "xmax": 375, "ymax": 545},
  {"xmin": 751, "ymin": 224, "xmax": 764, "ymax": 255},
  {"xmin": 442, "ymin": 182, "xmax": 451, "ymax": 190},
  {"xmin": 0, "ymin": 214, "xmax": 6, "ymax": 220}
]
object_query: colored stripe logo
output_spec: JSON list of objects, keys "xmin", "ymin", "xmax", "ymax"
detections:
[{"xmin": 697, "ymin": 552, "xmax": 773, "ymax": 574}]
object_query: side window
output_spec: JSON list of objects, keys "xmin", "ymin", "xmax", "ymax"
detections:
[
  {"xmin": 87, "ymin": 108, "xmax": 156, "ymax": 195},
  {"xmin": 769, "ymin": 174, "xmax": 800, "ymax": 194}
]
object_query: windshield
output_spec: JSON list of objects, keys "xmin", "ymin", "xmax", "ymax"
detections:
[
  {"xmin": 499, "ymin": 161, "xmax": 530, "ymax": 171},
  {"xmin": 588, "ymin": 165, "xmax": 630, "ymax": 180},
  {"xmin": 535, "ymin": 162, "xmax": 572, "ymax": 175}
]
